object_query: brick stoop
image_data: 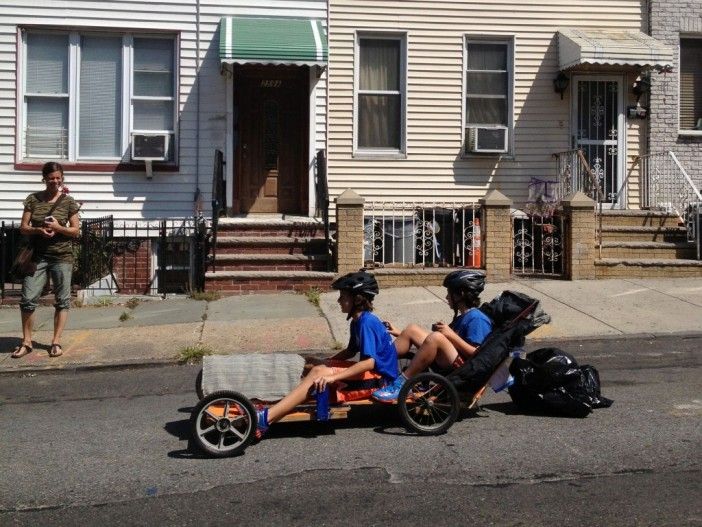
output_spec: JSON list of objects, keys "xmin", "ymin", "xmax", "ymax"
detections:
[
  {"xmin": 205, "ymin": 216, "xmax": 334, "ymax": 294},
  {"xmin": 595, "ymin": 210, "xmax": 702, "ymax": 278}
]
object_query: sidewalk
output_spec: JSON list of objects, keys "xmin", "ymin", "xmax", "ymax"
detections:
[{"xmin": 1, "ymin": 277, "xmax": 701, "ymax": 373}]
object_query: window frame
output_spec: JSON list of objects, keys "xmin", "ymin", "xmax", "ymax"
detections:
[
  {"xmin": 353, "ymin": 31, "xmax": 407, "ymax": 158},
  {"xmin": 17, "ymin": 27, "xmax": 179, "ymax": 168},
  {"xmin": 462, "ymin": 36, "xmax": 515, "ymax": 157},
  {"xmin": 678, "ymin": 34, "xmax": 702, "ymax": 137}
]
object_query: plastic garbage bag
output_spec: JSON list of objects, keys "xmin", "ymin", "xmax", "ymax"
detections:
[{"xmin": 508, "ymin": 347, "xmax": 613, "ymax": 417}]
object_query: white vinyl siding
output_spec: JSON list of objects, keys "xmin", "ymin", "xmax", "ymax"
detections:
[
  {"xmin": 328, "ymin": 0, "xmax": 647, "ymax": 209},
  {"xmin": 0, "ymin": 0, "xmax": 327, "ymax": 221}
]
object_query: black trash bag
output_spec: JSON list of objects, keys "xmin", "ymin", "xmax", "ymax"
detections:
[{"xmin": 508, "ymin": 347, "xmax": 613, "ymax": 417}]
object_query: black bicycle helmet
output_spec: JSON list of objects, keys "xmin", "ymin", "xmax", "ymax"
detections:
[
  {"xmin": 331, "ymin": 271, "xmax": 379, "ymax": 298},
  {"xmin": 443, "ymin": 269, "xmax": 486, "ymax": 295}
]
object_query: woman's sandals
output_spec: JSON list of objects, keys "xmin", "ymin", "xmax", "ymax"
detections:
[
  {"xmin": 49, "ymin": 344, "xmax": 63, "ymax": 358},
  {"xmin": 11, "ymin": 344, "xmax": 32, "ymax": 358}
]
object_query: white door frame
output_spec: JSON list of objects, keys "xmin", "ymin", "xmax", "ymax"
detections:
[{"xmin": 570, "ymin": 74, "xmax": 627, "ymax": 209}]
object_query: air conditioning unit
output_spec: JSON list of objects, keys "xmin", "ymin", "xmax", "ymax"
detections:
[
  {"xmin": 467, "ymin": 127, "xmax": 508, "ymax": 154},
  {"xmin": 131, "ymin": 133, "xmax": 170, "ymax": 161}
]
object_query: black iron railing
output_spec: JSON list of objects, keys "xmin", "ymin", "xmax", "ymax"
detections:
[
  {"xmin": 0, "ymin": 221, "xmax": 23, "ymax": 300},
  {"xmin": 78, "ymin": 215, "xmax": 115, "ymax": 289},
  {"xmin": 315, "ymin": 149, "xmax": 332, "ymax": 270},
  {"xmin": 210, "ymin": 149, "xmax": 225, "ymax": 273}
]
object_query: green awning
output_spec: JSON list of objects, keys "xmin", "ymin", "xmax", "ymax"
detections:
[{"xmin": 219, "ymin": 17, "xmax": 327, "ymax": 66}]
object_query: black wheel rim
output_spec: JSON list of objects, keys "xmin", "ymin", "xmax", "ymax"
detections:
[{"xmin": 404, "ymin": 379, "xmax": 456, "ymax": 432}]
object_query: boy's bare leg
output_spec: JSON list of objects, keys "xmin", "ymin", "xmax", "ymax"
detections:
[
  {"xmin": 403, "ymin": 332, "xmax": 459, "ymax": 378},
  {"xmin": 393, "ymin": 324, "xmax": 430, "ymax": 356},
  {"xmin": 52, "ymin": 308, "xmax": 68, "ymax": 346},
  {"xmin": 266, "ymin": 365, "xmax": 335, "ymax": 424}
]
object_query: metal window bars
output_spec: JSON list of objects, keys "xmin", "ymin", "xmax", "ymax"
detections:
[{"xmin": 363, "ymin": 202, "xmax": 482, "ymax": 268}]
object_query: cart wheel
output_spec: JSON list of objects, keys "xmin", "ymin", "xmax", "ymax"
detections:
[
  {"xmin": 398, "ymin": 372, "xmax": 460, "ymax": 435},
  {"xmin": 191, "ymin": 390, "xmax": 257, "ymax": 457},
  {"xmin": 195, "ymin": 369, "xmax": 204, "ymax": 400}
]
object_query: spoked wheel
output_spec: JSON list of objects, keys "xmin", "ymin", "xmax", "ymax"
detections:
[
  {"xmin": 398, "ymin": 372, "xmax": 460, "ymax": 435},
  {"xmin": 195, "ymin": 369, "xmax": 204, "ymax": 400},
  {"xmin": 190, "ymin": 390, "xmax": 257, "ymax": 457}
]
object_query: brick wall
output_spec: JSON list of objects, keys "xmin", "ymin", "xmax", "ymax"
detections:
[
  {"xmin": 112, "ymin": 240, "xmax": 153, "ymax": 295},
  {"xmin": 649, "ymin": 0, "xmax": 702, "ymax": 183}
]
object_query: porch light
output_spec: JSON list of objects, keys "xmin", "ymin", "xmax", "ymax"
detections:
[
  {"xmin": 632, "ymin": 74, "xmax": 651, "ymax": 102},
  {"xmin": 553, "ymin": 71, "xmax": 570, "ymax": 100}
]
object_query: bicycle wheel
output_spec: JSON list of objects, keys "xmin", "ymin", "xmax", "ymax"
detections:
[
  {"xmin": 190, "ymin": 390, "xmax": 256, "ymax": 457},
  {"xmin": 398, "ymin": 372, "xmax": 460, "ymax": 435}
]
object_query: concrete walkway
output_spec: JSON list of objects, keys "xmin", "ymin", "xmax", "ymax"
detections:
[{"xmin": 1, "ymin": 277, "xmax": 701, "ymax": 373}]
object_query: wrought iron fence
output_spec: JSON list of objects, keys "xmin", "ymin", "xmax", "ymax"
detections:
[
  {"xmin": 512, "ymin": 210, "xmax": 565, "ymax": 277},
  {"xmin": 638, "ymin": 151, "xmax": 702, "ymax": 219},
  {"xmin": 553, "ymin": 149, "xmax": 602, "ymax": 204},
  {"xmin": 363, "ymin": 202, "xmax": 482, "ymax": 268},
  {"xmin": 1, "ymin": 217, "xmax": 209, "ymax": 301}
]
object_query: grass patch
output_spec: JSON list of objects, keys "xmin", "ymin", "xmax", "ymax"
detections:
[
  {"xmin": 304, "ymin": 287, "xmax": 322, "ymax": 307},
  {"xmin": 190, "ymin": 291, "xmax": 221, "ymax": 302},
  {"xmin": 177, "ymin": 344, "xmax": 215, "ymax": 364},
  {"xmin": 125, "ymin": 297, "xmax": 140, "ymax": 309},
  {"xmin": 119, "ymin": 311, "xmax": 133, "ymax": 322},
  {"xmin": 94, "ymin": 297, "xmax": 115, "ymax": 307}
]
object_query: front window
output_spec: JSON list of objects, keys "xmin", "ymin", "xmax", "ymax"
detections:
[
  {"xmin": 21, "ymin": 30, "xmax": 177, "ymax": 162},
  {"xmin": 356, "ymin": 35, "xmax": 405, "ymax": 153},
  {"xmin": 464, "ymin": 39, "xmax": 512, "ymax": 154},
  {"xmin": 680, "ymin": 37, "xmax": 702, "ymax": 133}
]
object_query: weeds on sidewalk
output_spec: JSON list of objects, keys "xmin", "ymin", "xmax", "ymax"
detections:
[
  {"xmin": 94, "ymin": 297, "xmax": 115, "ymax": 307},
  {"xmin": 304, "ymin": 287, "xmax": 322, "ymax": 308},
  {"xmin": 119, "ymin": 311, "xmax": 133, "ymax": 322},
  {"xmin": 177, "ymin": 344, "xmax": 214, "ymax": 364},
  {"xmin": 125, "ymin": 297, "xmax": 140, "ymax": 309},
  {"xmin": 190, "ymin": 291, "xmax": 221, "ymax": 302}
]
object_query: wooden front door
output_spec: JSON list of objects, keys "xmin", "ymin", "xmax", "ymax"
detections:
[{"xmin": 235, "ymin": 67, "xmax": 308, "ymax": 214}]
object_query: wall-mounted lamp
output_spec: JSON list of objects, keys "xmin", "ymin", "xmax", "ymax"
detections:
[
  {"xmin": 632, "ymin": 74, "xmax": 651, "ymax": 103},
  {"xmin": 553, "ymin": 71, "xmax": 570, "ymax": 100}
]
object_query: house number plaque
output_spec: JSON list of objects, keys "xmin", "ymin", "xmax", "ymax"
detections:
[{"xmin": 260, "ymin": 80, "xmax": 282, "ymax": 88}]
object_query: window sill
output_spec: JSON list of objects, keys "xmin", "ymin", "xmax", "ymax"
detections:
[
  {"xmin": 15, "ymin": 161, "xmax": 179, "ymax": 173},
  {"xmin": 461, "ymin": 152, "xmax": 515, "ymax": 161},
  {"xmin": 677, "ymin": 130, "xmax": 702, "ymax": 137},
  {"xmin": 353, "ymin": 151, "xmax": 407, "ymax": 160}
]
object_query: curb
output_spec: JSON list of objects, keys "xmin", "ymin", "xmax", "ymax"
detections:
[{"xmin": 0, "ymin": 348, "xmax": 336, "ymax": 376}]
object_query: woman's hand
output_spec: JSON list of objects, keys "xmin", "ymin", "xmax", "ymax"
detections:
[
  {"xmin": 38, "ymin": 226, "xmax": 55, "ymax": 238},
  {"xmin": 313, "ymin": 374, "xmax": 336, "ymax": 392}
]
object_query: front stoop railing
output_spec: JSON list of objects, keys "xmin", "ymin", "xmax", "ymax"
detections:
[
  {"xmin": 363, "ymin": 202, "xmax": 481, "ymax": 268},
  {"xmin": 638, "ymin": 151, "xmax": 702, "ymax": 260},
  {"xmin": 512, "ymin": 210, "xmax": 566, "ymax": 277}
]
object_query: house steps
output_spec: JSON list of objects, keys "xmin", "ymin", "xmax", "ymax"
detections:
[
  {"xmin": 205, "ymin": 216, "xmax": 334, "ymax": 295},
  {"xmin": 595, "ymin": 210, "xmax": 701, "ymax": 278}
]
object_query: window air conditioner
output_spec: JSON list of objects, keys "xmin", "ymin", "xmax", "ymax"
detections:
[
  {"xmin": 131, "ymin": 133, "xmax": 170, "ymax": 161},
  {"xmin": 467, "ymin": 127, "xmax": 508, "ymax": 154}
]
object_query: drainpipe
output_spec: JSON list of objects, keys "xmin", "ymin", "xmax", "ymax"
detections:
[
  {"xmin": 325, "ymin": 0, "xmax": 330, "ymax": 209},
  {"xmin": 194, "ymin": 0, "xmax": 203, "ymax": 216}
]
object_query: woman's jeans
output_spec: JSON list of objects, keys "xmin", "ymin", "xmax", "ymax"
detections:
[{"xmin": 20, "ymin": 260, "xmax": 73, "ymax": 312}]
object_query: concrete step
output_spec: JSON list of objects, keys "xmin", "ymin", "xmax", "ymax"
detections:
[
  {"xmin": 597, "ymin": 241, "xmax": 697, "ymax": 260},
  {"xmin": 215, "ymin": 236, "xmax": 328, "ymax": 255},
  {"xmin": 599, "ymin": 210, "xmax": 683, "ymax": 228},
  {"xmin": 599, "ymin": 225, "xmax": 688, "ymax": 243},
  {"xmin": 204, "ymin": 270, "xmax": 336, "ymax": 295},
  {"xmin": 212, "ymin": 253, "xmax": 330, "ymax": 271},
  {"xmin": 595, "ymin": 258, "xmax": 702, "ymax": 278},
  {"xmin": 216, "ymin": 217, "xmax": 326, "ymax": 238}
]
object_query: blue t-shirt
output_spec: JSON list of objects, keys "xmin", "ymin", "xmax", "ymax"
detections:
[
  {"xmin": 450, "ymin": 308, "xmax": 493, "ymax": 347},
  {"xmin": 347, "ymin": 311, "xmax": 399, "ymax": 381}
]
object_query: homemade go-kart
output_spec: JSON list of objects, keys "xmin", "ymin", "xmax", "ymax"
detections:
[{"xmin": 190, "ymin": 290, "xmax": 550, "ymax": 457}]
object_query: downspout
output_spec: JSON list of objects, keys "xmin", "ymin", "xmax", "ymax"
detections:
[
  {"xmin": 194, "ymin": 0, "xmax": 203, "ymax": 216},
  {"xmin": 325, "ymin": 0, "xmax": 330, "ymax": 209}
]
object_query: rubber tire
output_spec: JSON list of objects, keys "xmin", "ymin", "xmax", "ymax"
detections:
[
  {"xmin": 190, "ymin": 390, "xmax": 257, "ymax": 457},
  {"xmin": 195, "ymin": 369, "xmax": 204, "ymax": 400},
  {"xmin": 398, "ymin": 372, "xmax": 460, "ymax": 436}
]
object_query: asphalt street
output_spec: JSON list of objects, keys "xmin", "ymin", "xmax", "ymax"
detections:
[{"xmin": 0, "ymin": 335, "xmax": 700, "ymax": 526}]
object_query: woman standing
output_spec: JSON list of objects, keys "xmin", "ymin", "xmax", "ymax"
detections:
[{"xmin": 11, "ymin": 162, "xmax": 80, "ymax": 359}]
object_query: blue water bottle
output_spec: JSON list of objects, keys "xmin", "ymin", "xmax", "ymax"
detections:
[{"xmin": 316, "ymin": 387, "xmax": 330, "ymax": 421}]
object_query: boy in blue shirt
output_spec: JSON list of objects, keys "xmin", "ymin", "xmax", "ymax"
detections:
[
  {"xmin": 372, "ymin": 269, "xmax": 492, "ymax": 402},
  {"xmin": 256, "ymin": 271, "xmax": 398, "ymax": 438}
]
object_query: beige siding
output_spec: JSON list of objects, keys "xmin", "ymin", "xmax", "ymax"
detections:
[
  {"xmin": 0, "ymin": 0, "xmax": 327, "ymax": 221},
  {"xmin": 328, "ymin": 0, "xmax": 647, "ymax": 210}
]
